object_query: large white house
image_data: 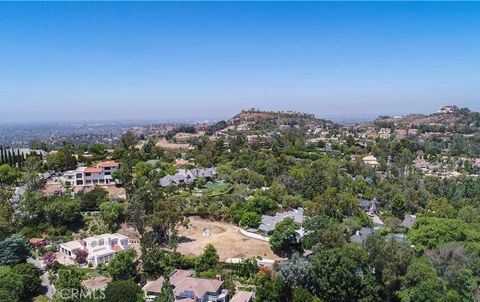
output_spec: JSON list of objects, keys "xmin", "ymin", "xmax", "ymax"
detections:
[
  {"xmin": 62, "ymin": 161, "xmax": 119, "ymax": 188},
  {"xmin": 59, "ymin": 233, "xmax": 131, "ymax": 266}
]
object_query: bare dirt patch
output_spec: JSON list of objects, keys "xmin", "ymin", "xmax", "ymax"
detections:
[
  {"xmin": 155, "ymin": 138, "xmax": 191, "ymax": 150},
  {"xmin": 176, "ymin": 216, "xmax": 282, "ymax": 261}
]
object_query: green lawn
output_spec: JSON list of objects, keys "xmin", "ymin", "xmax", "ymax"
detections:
[{"xmin": 205, "ymin": 181, "xmax": 229, "ymax": 191}]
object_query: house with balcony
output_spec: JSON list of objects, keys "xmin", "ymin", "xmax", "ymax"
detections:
[
  {"xmin": 59, "ymin": 233, "xmax": 131, "ymax": 266},
  {"xmin": 142, "ymin": 269, "xmax": 228, "ymax": 302},
  {"xmin": 61, "ymin": 161, "xmax": 119, "ymax": 188}
]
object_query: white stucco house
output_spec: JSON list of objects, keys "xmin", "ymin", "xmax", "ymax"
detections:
[
  {"xmin": 59, "ymin": 233, "xmax": 131, "ymax": 266},
  {"xmin": 62, "ymin": 161, "xmax": 119, "ymax": 188}
]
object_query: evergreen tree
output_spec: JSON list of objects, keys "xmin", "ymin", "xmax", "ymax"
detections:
[
  {"xmin": 2, "ymin": 148, "xmax": 6, "ymax": 165},
  {"xmin": 0, "ymin": 234, "xmax": 31, "ymax": 266},
  {"xmin": 14, "ymin": 149, "xmax": 19, "ymax": 168},
  {"xmin": 8, "ymin": 150, "xmax": 13, "ymax": 167},
  {"xmin": 17, "ymin": 151, "xmax": 23, "ymax": 168}
]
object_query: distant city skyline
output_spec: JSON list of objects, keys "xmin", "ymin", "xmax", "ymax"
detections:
[{"xmin": 1, "ymin": 2, "xmax": 479, "ymax": 122}]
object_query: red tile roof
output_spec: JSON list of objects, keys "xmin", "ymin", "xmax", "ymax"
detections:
[
  {"xmin": 85, "ymin": 167, "xmax": 103, "ymax": 173},
  {"xmin": 29, "ymin": 238, "xmax": 46, "ymax": 244},
  {"xmin": 97, "ymin": 161, "xmax": 119, "ymax": 168},
  {"xmin": 112, "ymin": 245, "xmax": 123, "ymax": 253}
]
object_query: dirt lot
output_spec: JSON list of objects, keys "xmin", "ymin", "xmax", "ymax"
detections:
[
  {"xmin": 155, "ymin": 138, "xmax": 191, "ymax": 150},
  {"xmin": 176, "ymin": 216, "xmax": 282, "ymax": 261}
]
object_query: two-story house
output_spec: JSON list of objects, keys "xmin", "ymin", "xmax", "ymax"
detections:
[
  {"xmin": 59, "ymin": 233, "xmax": 131, "ymax": 266},
  {"xmin": 62, "ymin": 161, "xmax": 119, "ymax": 188}
]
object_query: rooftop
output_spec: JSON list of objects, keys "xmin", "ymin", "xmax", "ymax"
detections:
[
  {"xmin": 230, "ymin": 291, "xmax": 255, "ymax": 302},
  {"xmin": 97, "ymin": 161, "xmax": 119, "ymax": 168},
  {"xmin": 258, "ymin": 208, "xmax": 304, "ymax": 233},
  {"xmin": 143, "ymin": 269, "xmax": 224, "ymax": 300}
]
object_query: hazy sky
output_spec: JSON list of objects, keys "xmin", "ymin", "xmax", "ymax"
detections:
[{"xmin": 1, "ymin": 2, "xmax": 479, "ymax": 122}]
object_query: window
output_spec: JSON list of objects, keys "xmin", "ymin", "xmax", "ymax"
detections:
[
  {"xmin": 77, "ymin": 180, "xmax": 83, "ymax": 185},
  {"xmin": 104, "ymin": 167, "xmax": 111, "ymax": 170},
  {"xmin": 99, "ymin": 179, "xmax": 105, "ymax": 184},
  {"xmin": 85, "ymin": 180, "xmax": 92, "ymax": 184},
  {"xmin": 104, "ymin": 171, "xmax": 111, "ymax": 175},
  {"xmin": 85, "ymin": 172, "xmax": 91, "ymax": 177},
  {"xmin": 76, "ymin": 173, "xmax": 83, "ymax": 178}
]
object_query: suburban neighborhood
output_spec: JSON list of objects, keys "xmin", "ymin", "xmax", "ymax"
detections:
[{"xmin": 1, "ymin": 2, "xmax": 480, "ymax": 302}]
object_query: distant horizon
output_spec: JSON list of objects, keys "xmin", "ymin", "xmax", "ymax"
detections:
[
  {"xmin": 1, "ymin": 2, "xmax": 479, "ymax": 122},
  {"xmin": 0, "ymin": 103, "xmax": 477, "ymax": 125}
]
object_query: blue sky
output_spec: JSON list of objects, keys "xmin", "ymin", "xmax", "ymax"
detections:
[{"xmin": 0, "ymin": 2, "xmax": 479, "ymax": 122}]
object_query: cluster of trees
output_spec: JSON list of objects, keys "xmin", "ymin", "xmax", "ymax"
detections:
[
  {"xmin": 1, "ymin": 113, "xmax": 479, "ymax": 302},
  {"xmin": 45, "ymin": 142, "xmax": 77, "ymax": 171},
  {"xmin": 111, "ymin": 128, "xmax": 480, "ymax": 301},
  {"xmin": 5, "ymin": 186, "xmax": 125, "ymax": 240},
  {"xmin": 0, "ymin": 235, "xmax": 40, "ymax": 302},
  {"xmin": 0, "ymin": 263, "xmax": 41, "ymax": 301},
  {"xmin": 254, "ymin": 234, "xmax": 480, "ymax": 302},
  {"xmin": 230, "ymin": 195, "xmax": 277, "ymax": 228},
  {"xmin": 0, "ymin": 147, "xmax": 32, "ymax": 168},
  {"xmin": 0, "ymin": 164, "xmax": 21, "ymax": 185}
]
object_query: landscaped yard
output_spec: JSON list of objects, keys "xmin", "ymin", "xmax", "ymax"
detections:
[{"xmin": 176, "ymin": 216, "xmax": 282, "ymax": 261}]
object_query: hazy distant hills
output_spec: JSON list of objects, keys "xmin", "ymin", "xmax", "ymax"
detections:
[
  {"xmin": 229, "ymin": 109, "xmax": 335, "ymax": 128},
  {"xmin": 369, "ymin": 105, "xmax": 480, "ymax": 132}
]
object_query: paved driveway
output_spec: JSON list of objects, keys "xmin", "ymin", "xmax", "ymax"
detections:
[{"xmin": 27, "ymin": 257, "xmax": 54, "ymax": 299}]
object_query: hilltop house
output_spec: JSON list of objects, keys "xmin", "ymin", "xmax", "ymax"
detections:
[
  {"xmin": 59, "ymin": 233, "xmax": 131, "ymax": 266},
  {"xmin": 438, "ymin": 105, "xmax": 458, "ymax": 114},
  {"xmin": 160, "ymin": 167, "xmax": 216, "ymax": 187},
  {"xmin": 142, "ymin": 269, "xmax": 229, "ymax": 302},
  {"xmin": 61, "ymin": 161, "xmax": 119, "ymax": 188}
]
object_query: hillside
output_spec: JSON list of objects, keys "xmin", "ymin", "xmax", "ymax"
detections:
[
  {"xmin": 372, "ymin": 105, "xmax": 480, "ymax": 132},
  {"xmin": 229, "ymin": 109, "xmax": 333, "ymax": 128}
]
